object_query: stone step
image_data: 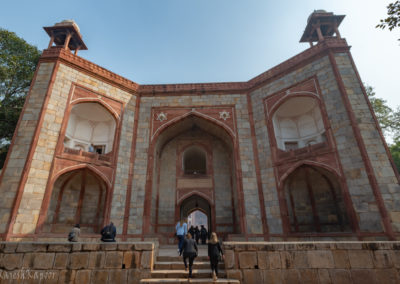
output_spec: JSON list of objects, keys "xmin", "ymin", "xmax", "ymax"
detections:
[
  {"xmin": 155, "ymin": 261, "xmax": 224, "ymax": 270},
  {"xmin": 157, "ymin": 255, "xmax": 210, "ymax": 262},
  {"xmin": 151, "ymin": 269, "xmax": 226, "ymax": 279},
  {"xmin": 140, "ymin": 278, "xmax": 240, "ymax": 284}
]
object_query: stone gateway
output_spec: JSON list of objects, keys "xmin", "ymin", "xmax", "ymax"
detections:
[{"xmin": 0, "ymin": 11, "xmax": 399, "ymax": 243}]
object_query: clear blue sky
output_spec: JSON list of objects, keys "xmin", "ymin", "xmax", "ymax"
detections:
[{"xmin": 0, "ymin": 0, "xmax": 399, "ymax": 108}]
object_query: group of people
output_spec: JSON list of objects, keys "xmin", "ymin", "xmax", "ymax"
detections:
[
  {"xmin": 176, "ymin": 219, "xmax": 224, "ymax": 281},
  {"xmin": 188, "ymin": 224, "xmax": 208, "ymax": 244},
  {"xmin": 67, "ymin": 222, "xmax": 117, "ymax": 242},
  {"xmin": 68, "ymin": 219, "xmax": 224, "ymax": 281}
]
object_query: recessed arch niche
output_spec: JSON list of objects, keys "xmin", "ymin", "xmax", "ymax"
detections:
[
  {"xmin": 272, "ymin": 96, "xmax": 325, "ymax": 151},
  {"xmin": 63, "ymin": 102, "xmax": 116, "ymax": 154},
  {"xmin": 284, "ymin": 165, "xmax": 351, "ymax": 233}
]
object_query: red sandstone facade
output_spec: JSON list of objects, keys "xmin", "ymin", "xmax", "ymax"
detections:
[{"xmin": 0, "ymin": 12, "xmax": 399, "ymax": 243}]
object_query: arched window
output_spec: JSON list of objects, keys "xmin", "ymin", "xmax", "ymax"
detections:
[
  {"xmin": 183, "ymin": 146, "xmax": 207, "ymax": 175},
  {"xmin": 272, "ymin": 97, "xmax": 325, "ymax": 151},
  {"xmin": 284, "ymin": 165, "xmax": 350, "ymax": 233},
  {"xmin": 64, "ymin": 103, "xmax": 116, "ymax": 154}
]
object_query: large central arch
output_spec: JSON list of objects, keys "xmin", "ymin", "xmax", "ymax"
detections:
[{"xmin": 142, "ymin": 113, "xmax": 245, "ymax": 241}]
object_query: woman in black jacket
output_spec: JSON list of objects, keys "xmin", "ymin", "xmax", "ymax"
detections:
[
  {"xmin": 180, "ymin": 233, "xmax": 198, "ymax": 278},
  {"xmin": 207, "ymin": 232, "xmax": 224, "ymax": 281}
]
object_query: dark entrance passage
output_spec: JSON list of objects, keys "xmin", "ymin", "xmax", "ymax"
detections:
[{"xmin": 180, "ymin": 195, "xmax": 212, "ymax": 233}]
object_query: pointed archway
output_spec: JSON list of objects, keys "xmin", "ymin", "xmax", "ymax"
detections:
[{"xmin": 180, "ymin": 195, "xmax": 212, "ymax": 232}]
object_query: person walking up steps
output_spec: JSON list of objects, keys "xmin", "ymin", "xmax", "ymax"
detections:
[
  {"xmin": 208, "ymin": 232, "xmax": 224, "ymax": 281},
  {"xmin": 180, "ymin": 233, "xmax": 198, "ymax": 279},
  {"xmin": 175, "ymin": 218, "xmax": 187, "ymax": 253},
  {"xmin": 200, "ymin": 225, "xmax": 208, "ymax": 244}
]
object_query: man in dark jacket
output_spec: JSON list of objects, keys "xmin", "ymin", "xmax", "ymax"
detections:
[
  {"xmin": 180, "ymin": 233, "xmax": 198, "ymax": 278},
  {"xmin": 100, "ymin": 222, "xmax": 116, "ymax": 242},
  {"xmin": 200, "ymin": 225, "xmax": 208, "ymax": 244}
]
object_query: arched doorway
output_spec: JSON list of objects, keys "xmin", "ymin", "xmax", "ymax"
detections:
[
  {"xmin": 42, "ymin": 168, "xmax": 108, "ymax": 234},
  {"xmin": 145, "ymin": 114, "xmax": 241, "ymax": 240},
  {"xmin": 180, "ymin": 195, "xmax": 212, "ymax": 232}
]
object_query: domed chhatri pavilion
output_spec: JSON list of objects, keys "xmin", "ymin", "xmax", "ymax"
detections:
[{"xmin": 1, "ymin": 11, "xmax": 399, "ymax": 243}]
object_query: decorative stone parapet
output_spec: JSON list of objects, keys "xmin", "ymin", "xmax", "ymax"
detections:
[
  {"xmin": 0, "ymin": 241, "xmax": 158, "ymax": 283},
  {"xmin": 223, "ymin": 241, "xmax": 400, "ymax": 283}
]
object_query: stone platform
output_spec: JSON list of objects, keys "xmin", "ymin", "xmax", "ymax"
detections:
[{"xmin": 0, "ymin": 241, "xmax": 399, "ymax": 283}]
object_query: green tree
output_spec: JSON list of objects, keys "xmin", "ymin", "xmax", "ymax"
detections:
[
  {"xmin": 0, "ymin": 28, "xmax": 41, "ymax": 169},
  {"xmin": 377, "ymin": 1, "xmax": 400, "ymax": 40},
  {"xmin": 366, "ymin": 85, "xmax": 395, "ymax": 135},
  {"xmin": 366, "ymin": 84, "xmax": 400, "ymax": 172}
]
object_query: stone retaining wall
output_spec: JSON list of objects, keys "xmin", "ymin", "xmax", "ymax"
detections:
[
  {"xmin": 223, "ymin": 241, "xmax": 400, "ymax": 283},
  {"xmin": 0, "ymin": 241, "xmax": 158, "ymax": 283}
]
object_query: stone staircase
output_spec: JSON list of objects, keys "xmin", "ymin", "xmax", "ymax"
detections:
[{"xmin": 140, "ymin": 245, "xmax": 240, "ymax": 283}]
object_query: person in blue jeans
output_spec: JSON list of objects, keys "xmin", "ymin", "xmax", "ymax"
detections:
[{"xmin": 175, "ymin": 218, "xmax": 188, "ymax": 253}]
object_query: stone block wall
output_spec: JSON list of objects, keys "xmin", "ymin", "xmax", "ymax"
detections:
[
  {"xmin": 223, "ymin": 241, "xmax": 400, "ymax": 283},
  {"xmin": 0, "ymin": 62, "xmax": 55, "ymax": 233},
  {"xmin": 0, "ymin": 241, "xmax": 157, "ymax": 283}
]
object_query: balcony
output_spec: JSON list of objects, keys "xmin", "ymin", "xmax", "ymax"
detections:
[{"xmin": 62, "ymin": 146, "xmax": 112, "ymax": 165}]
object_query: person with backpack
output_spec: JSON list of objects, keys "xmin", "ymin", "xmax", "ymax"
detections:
[
  {"xmin": 100, "ymin": 222, "xmax": 116, "ymax": 242},
  {"xmin": 68, "ymin": 224, "xmax": 80, "ymax": 242},
  {"xmin": 208, "ymin": 232, "xmax": 224, "ymax": 281}
]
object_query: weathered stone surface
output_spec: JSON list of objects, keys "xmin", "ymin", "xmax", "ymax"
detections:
[
  {"xmin": 268, "ymin": 251, "xmax": 282, "ymax": 269},
  {"xmin": 76, "ymin": 269, "xmax": 91, "ymax": 283},
  {"xmin": 329, "ymin": 269, "xmax": 352, "ymax": 284},
  {"xmin": 350, "ymin": 269, "xmax": 377, "ymax": 284},
  {"xmin": 226, "ymin": 269, "xmax": 242, "ymax": 280},
  {"xmin": 262, "ymin": 269, "xmax": 283, "ymax": 284},
  {"xmin": 105, "ymin": 251, "xmax": 123, "ymax": 268},
  {"xmin": 82, "ymin": 243, "xmax": 101, "ymax": 251},
  {"xmin": 140, "ymin": 251, "xmax": 153, "ymax": 269},
  {"xmin": 348, "ymin": 250, "xmax": 373, "ymax": 268},
  {"xmin": 109, "ymin": 270, "xmax": 127, "ymax": 283},
  {"xmin": 282, "ymin": 269, "xmax": 300, "ymax": 283},
  {"xmin": 33, "ymin": 252, "xmax": 55, "ymax": 269},
  {"xmin": 68, "ymin": 252, "xmax": 89, "ymax": 269},
  {"xmin": 48, "ymin": 244, "xmax": 71, "ymax": 252},
  {"xmin": 123, "ymin": 251, "xmax": 140, "ymax": 269},
  {"xmin": 91, "ymin": 269, "xmax": 109, "ymax": 283},
  {"xmin": 372, "ymin": 250, "xmax": 393, "ymax": 268},
  {"xmin": 53, "ymin": 253, "xmax": 69, "ymax": 269},
  {"xmin": 318, "ymin": 269, "xmax": 332, "ymax": 284},
  {"xmin": 224, "ymin": 250, "xmax": 235, "ymax": 269},
  {"xmin": 332, "ymin": 250, "xmax": 350, "ymax": 269},
  {"xmin": 238, "ymin": 251, "xmax": 257, "ymax": 269},
  {"xmin": 16, "ymin": 243, "xmax": 47, "ymax": 253},
  {"xmin": 88, "ymin": 251, "xmax": 105, "ymax": 269},
  {"xmin": 298, "ymin": 269, "xmax": 318, "ymax": 283},
  {"xmin": 375, "ymin": 268, "xmax": 398, "ymax": 284},
  {"xmin": 58, "ymin": 269, "xmax": 76, "ymax": 283},
  {"xmin": 134, "ymin": 243, "xmax": 153, "ymax": 251},
  {"xmin": 257, "ymin": 251, "xmax": 268, "ymax": 269},
  {"xmin": 308, "ymin": 250, "xmax": 334, "ymax": 268},
  {"xmin": 2, "ymin": 253, "xmax": 23, "ymax": 270},
  {"xmin": 243, "ymin": 269, "xmax": 263, "ymax": 283}
]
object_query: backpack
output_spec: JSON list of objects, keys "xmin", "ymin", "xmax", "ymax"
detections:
[
  {"xmin": 102, "ymin": 225, "xmax": 112, "ymax": 239},
  {"xmin": 68, "ymin": 231, "xmax": 76, "ymax": 242}
]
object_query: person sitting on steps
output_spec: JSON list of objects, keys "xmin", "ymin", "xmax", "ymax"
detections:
[
  {"xmin": 67, "ymin": 224, "xmax": 80, "ymax": 242},
  {"xmin": 100, "ymin": 222, "xmax": 116, "ymax": 242}
]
